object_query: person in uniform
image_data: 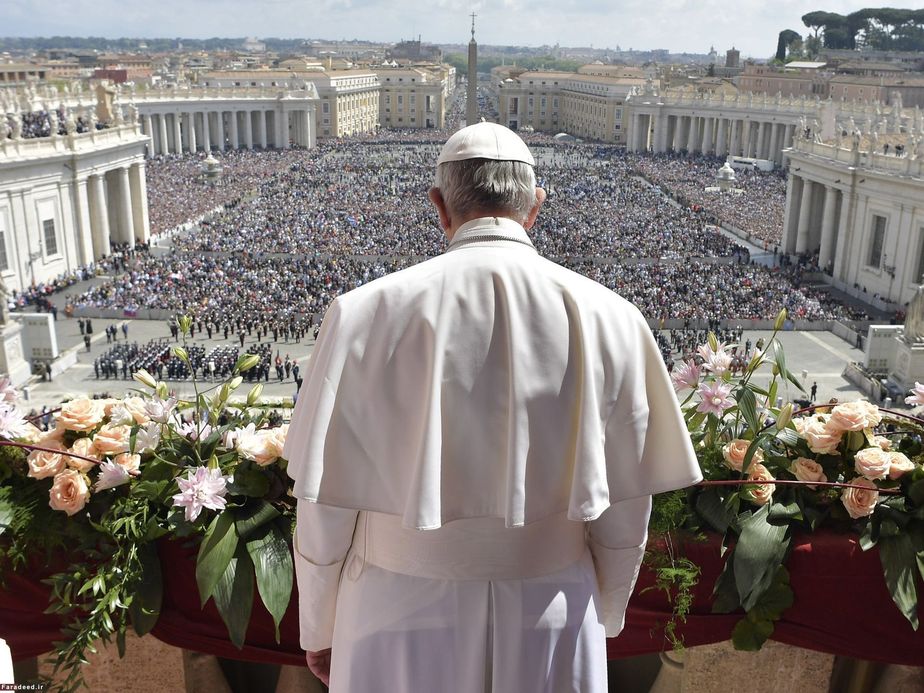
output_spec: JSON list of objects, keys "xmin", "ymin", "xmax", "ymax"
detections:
[{"xmin": 283, "ymin": 122, "xmax": 702, "ymax": 692}]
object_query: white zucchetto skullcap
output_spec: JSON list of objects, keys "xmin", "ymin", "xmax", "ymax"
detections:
[{"xmin": 437, "ymin": 122, "xmax": 535, "ymax": 166}]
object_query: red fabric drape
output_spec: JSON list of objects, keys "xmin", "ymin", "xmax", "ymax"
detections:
[{"xmin": 2, "ymin": 531, "xmax": 923, "ymax": 666}]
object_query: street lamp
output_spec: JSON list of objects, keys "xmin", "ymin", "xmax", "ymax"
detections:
[{"xmin": 28, "ymin": 243, "xmax": 43, "ymax": 288}]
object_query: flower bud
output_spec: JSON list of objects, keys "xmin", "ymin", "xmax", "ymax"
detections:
[
  {"xmin": 132, "ymin": 369, "xmax": 157, "ymax": 389},
  {"xmin": 178, "ymin": 315, "xmax": 192, "ymax": 335},
  {"xmin": 235, "ymin": 354, "xmax": 261, "ymax": 373},
  {"xmin": 229, "ymin": 376, "xmax": 243, "ymax": 391},
  {"xmin": 774, "ymin": 308, "xmax": 787, "ymax": 332},
  {"xmin": 173, "ymin": 346, "xmax": 189, "ymax": 363},
  {"xmin": 247, "ymin": 384, "xmax": 263, "ymax": 406},
  {"xmin": 156, "ymin": 382, "xmax": 169, "ymax": 399},
  {"xmin": 708, "ymin": 331, "xmax": 718, "ymax": 351},
  {"xmin": 776, "ymin": 402, "xmax": 794, "ymax": 431}
]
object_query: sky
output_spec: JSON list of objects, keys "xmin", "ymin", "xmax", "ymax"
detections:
[{"xmin": 6, "ymin": 0, "xmax": 924, "ymax": 59}]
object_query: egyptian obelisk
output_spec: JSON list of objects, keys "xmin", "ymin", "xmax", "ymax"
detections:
[{"xmin": 466, "ymin": 13, "xmax": 478, "ymax": 125}]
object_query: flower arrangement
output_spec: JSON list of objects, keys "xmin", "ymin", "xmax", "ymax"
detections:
[
  {"xmin": 650, "ymin": 310, "xmax": 924, "ymax": 651},
  {"xmin": 0, "ymin": 317, "xmax": 294, "ymax": 692}
]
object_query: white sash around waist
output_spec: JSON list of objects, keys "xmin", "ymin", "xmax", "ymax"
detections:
[{"xmin": 352, "ymin": 511, "xmax": 587, "ymax": 581}]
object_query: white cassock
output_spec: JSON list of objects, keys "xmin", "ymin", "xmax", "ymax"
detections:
[{"xmin": 283, "ymin": 216, "xmax": 702, "ymax": 692}]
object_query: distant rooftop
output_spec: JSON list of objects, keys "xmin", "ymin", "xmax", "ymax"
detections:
[{"xmin": 785, "ymin": 61, "xmax": 827, "ymax": 70}]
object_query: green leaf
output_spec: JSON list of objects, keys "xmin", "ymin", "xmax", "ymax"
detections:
[
  {"xmin": 686, "ymin": 411, "xmax": 707, "ymax": 433},
  {"xmin": 212, "ymin": 543, "xmax": 255, "ymax": 649},
  {"xmin": 736, "ymin": 387, "xmax": 760, "ymax": 436},
  {"xmin": 196, "ymin": 511, "xmax": 238, "ymax": 606},
  {"xmin": 233, "ymin": 501, "xmax": 280, "ymax": 542},
  {"xmin": 227, "ymin": 467, "xmax": 271, "ymax": 499},
  {"xmin": 859, "ymin": 519, "xmax": 877, "ymax": 551},
  {"xmin": 129, "ymin": 543, "xmax": 162, "ymax": 637},
  {"xmin": 748, "ymin": 567, "xmax": 794, "ymax": 621},
  {"xmin": 731, "ymin": 613, "xmax": 775, "ymax": 651},
  {"xmin": 696, "ymin": 489, "xmax": 735, "ymax": 534},
  {"xmin": 133, "ymin": 480, "xmax": 171, "ymax": 502},
  {"xmin": 734, "ymin": 505, "xmax": 790, "ymax": 611},
  {"xmin": 909, "ymin": 479, "xmax": 924, "ymax": 507},
  {"xmin": 0, "ymin": 496, "xmax": 12, "ymax": 537},
  {"xmin": 775, "ymin": 428, "xmax": 800, "ymax": 448},
  {"xmin": 245, "ymin": 524, "xmax": 293, "ymax": 640},
  {"xmin": 711, "ymin": 558, "xmax": 741, "ymax": 613},
  {"xmin": 878, "ymin": 534, "xmax": 920, "ymax": 630},
  {"xmin": 767, "ymin": 381, "xmax": 778, "ymax": 411}
]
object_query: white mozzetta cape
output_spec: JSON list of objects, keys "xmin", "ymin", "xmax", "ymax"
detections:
[{"xmin": 284, "ymin": 217, "xmax": 702, "ymax": 529}]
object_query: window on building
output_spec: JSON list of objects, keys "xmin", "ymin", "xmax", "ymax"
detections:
[
  {"xmin": 868, "ymin": 215, "xmax": 887, "ymax": 268},
  {"xmin": 916, "ymin": 228, "xmax": 924, "ymax": 285},
  {"xmin": 323, "ymin": 102, "xmax": 330, "ymax": 114},
  {"xmin": 398, "ymin": 95, "xmax": 403, "ymax": 104},
  {"xmin": 0, "ymin": 227, "xmax": 8, "ymax": 272},
  {"xmin": 43, "ymin": 218, "xmax": 57, "ymax": 256}
]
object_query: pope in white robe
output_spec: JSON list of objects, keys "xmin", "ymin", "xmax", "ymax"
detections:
[{"xmin": 283, "ymin": 122, "xmax": 702, "ymax": 692}]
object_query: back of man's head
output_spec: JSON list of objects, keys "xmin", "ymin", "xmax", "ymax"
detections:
[{"xmin": 434, "ymin": 123, "xmax": 537, "ymax": 224}]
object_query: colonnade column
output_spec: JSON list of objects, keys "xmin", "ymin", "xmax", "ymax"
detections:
[
  {"xmin": 702, "ymin": 117, "xmax": 714, "ymax": 155},
  {"xmin": 769, "ymin": 123, "xmax": 780, "ymax": 165},
  {"xmin": 756, "ymin": 122, "xmax": 766, "ymax": 159},
  {"xmin": 129, "ymin": 162, "xmax": 151, "ymax": 245},
  {"xmin": 229, "ymin": 110, "xmax": 239, "ymax": 150},
  {"xmin": 784, "ymin": 124, "xmax": 796, "ymax": 152},
  {"xmin": 88, "ymin": 173, "xmax": 111, "ymax": 258},
  {"xmin": 715, "ymin": 118, "xmax": 727, "ymax": 157},
  {"xmin": 782, "ymin": 174, "xmax": 800, "ymax": 254},
  {"xmin": 259, "ymin": 110, "xmax": 268, "ymax": 149},
  {"xmin": 173, "ymin": 113, "xmax": 183, "ymax": 155},
  {"xmin": 303, "ymin": 109, "xmax": 314, "ymax": 148},
  {"xmin": 143, "ymin": 115, "xmax": 154, "ymax": 157},
  {"xmin": 688, "ymin": 117, "xmax": 700, "ymax": 153},
  {"xmin": 158, "ymin": 114, "xmax": 170, "ymax": 155},
  {"xmin": 117, "ymin": 167, "xmax": 134, "ymax": 249},
  {"xmin": 244, "ymin": 111, "xmax": 254, "ymax": 149},
  {"xmin": 216, "ymin": 111, "xmax": 225, "ymax": 152},
  {"xmin": 187, "ymin": 113, "xmax": 197, "ymax": 153},
  {"xmin": 202, "ymin": 112, "xmax": 212, "ymax": 152},
  {"xmin": 73, "ymin": 177, "xmax": 94, "ymax": 265},
  {"xmin": 818, "ymin": 186, "xmax": 839, "ymax": 272},
  {"xmin": 795, "ymin": 179, "xmax": 814, "ymax": 254},
  {"xmin": 729, "ymin": 120, "xmax": 740, "ymax": 157},
  {"xmin": 280, "ymin": 110, "xmax": 289, "ymax": 149}
]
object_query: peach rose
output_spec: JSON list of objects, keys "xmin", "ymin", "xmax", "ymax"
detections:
[
  {"xmin": 265, "ymin": 424, "xmax": 288, "ymax": 460},
  {"xmin": 722, "ymin": 438, "xmax": 764, "ymax": 472},
  {"xmin": 113, "ymin": 452, "xmax": 141, "ymax": 476},
  {"xmin": 794, "ymin": 415, "xmax": 842, "ymax": 455},
  {"xmin": 790, "ymin": 457, "xmax": 827, "ymax": 489},
  {"xmin": 20, "ymin": 422, "xmax": 44, "ymax": 444},
  {"xmin": 237, "ymin": 430, "xmax": 279, "ymax": 467},
  {"xmin": 56, "ymin": 398, "xmax": 105, "ymax": 432},
  {"xmin": 99, "ymin": 399, "xmax": 121, "ymax": 416},
  {"xmin": 27, "ymin": 441, "xmax": 67, "ymax": 479},
  {"xmin": 841, "ymin": 478, "xmax": 879, "ymax": 519},
  {"xmin": 48, "ymin": 469, "xmax": 90, "ymax": 516},
  {"xmin": 827, "ymin": 401, "xmax": 882, "ymax": 433},
  {"xmin": 872, "ymin": 435, "xmax": 892, "ymax": 451},
  {"xmin": 92, "ymin": 424, "xmax": 132, "ymax": 456},
  {"xmin": 67, "ymin": 437, "xmax": 99, "ymax": 473},
  {"xmin": 888, "ymin": 452, "xmax": 916, "ymax": 480},
  {"xmin": 744, "ymin": 463, "xmax": 775, "ymax": 506},
  {"xmin": 121, "ymin": 397, "xmax": 151, "ymax": 425},
  {"xmin": 39, "ymin": 425, "xmax": 67, "ymax": 445},
  {"xmin": 854, "ymin": 447, "xmax": 892, "ymax": 481}
]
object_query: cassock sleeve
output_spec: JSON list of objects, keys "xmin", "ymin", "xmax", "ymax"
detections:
[
  {"xmin": 294, "ymin": 500, "xmax": 359, "ymax": 651},
  {"xmin": 587, "ymin": 495, "xmax": 652, "ymax": 637}
]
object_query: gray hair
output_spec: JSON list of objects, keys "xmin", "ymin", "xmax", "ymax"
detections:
[{"xmin": 434, "ymin": 158, "xmax": 537, "ymax": 223}]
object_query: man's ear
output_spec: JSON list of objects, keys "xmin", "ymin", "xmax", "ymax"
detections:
[
  {"xmin": 524, "ymin": 187, "xmax": 546, "ymax": 230},
  {"xmin": 428, "ymin": 187, "xmax": 451, "ymax": 232}
]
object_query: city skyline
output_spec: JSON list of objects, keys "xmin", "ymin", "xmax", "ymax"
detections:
[{"xmin": 6, "ymin": 0, "xmax": 924, "ymax": 60}]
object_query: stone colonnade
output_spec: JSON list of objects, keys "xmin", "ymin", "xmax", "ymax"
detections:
[
  {"xmin": 79, "ymin": 162, "xmax": 150, "ymax": 259},
  {"xmin": 781, "ymin": 172, "xmax": 846, "ymax": 272},
  {"xmin": 140, "ymin": 105, "xmax": 314, "ymax": 157},
  {"xmin": 628, "ymin": 111, "xmax": 797, "ymax": 165}
]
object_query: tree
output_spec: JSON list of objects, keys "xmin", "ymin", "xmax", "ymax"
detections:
[{"xmin": 776, "ymin": 30, "xmax": 801, "ymax": 62}]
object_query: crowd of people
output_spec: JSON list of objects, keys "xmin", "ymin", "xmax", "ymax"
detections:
[
  {"xmin": 630, "ymin": 153, "xmax": 787, "ymax": 247},
  {"xmin": 2, "ymin": 107, "xmax": 100, "ymax": 139},
  {"xmin": 57, "ymin": 129, "xmax": 868, "ymax": 348}
]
